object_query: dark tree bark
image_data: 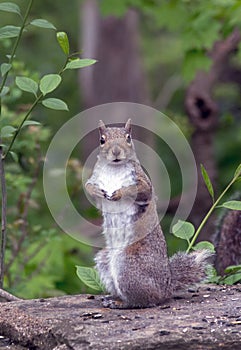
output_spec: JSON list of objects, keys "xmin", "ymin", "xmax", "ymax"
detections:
[
  {"xmin": 214, "ymin": 209, "xmax": 241, "ymax": 275},
  {"xmin": 80, "ymin": 1, "xmax": 149, "ymax": 108},
  {"xmin": 79, "ymin": 0, "xmax": 150, "ymax": 157},
  {"xmin": 185, "ymin": 29, "xmax": 241, "ymax": 241}
]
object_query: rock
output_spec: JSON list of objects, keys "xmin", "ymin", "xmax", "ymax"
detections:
[{"xmin": 0, "ymin": 285, "xmax": 241, "ymax": 349}]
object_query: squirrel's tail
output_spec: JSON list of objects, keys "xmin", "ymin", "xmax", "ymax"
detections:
[{"xmin": 169, "ymin": 250, "xmax": 211, "ymax": 291}]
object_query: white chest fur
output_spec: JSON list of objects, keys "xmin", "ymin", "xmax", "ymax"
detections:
[
  {"xmin": 97, "ymin": 162, "xmax": 135, "ymax": 197},
  {"xmin": 101, "ymin": 163, "xmax": 136, "ymax": 295},
  {"xmin": 93, "ymin": 162, "xmax": 137, "ymax": 248},
  {"xmin": 90, "ymin": 160, "xmax": 139, "ymax": 297}
]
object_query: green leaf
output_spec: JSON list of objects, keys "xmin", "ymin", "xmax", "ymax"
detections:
[
  {"xmin": 0, "ymin": 125, "xmax": 16, "ymax": 138},
  {"xmin": 234, "ymin": 164, "xmax": 241, "ymax": 178},
  {"xmin": 224, "ymin": 265, "xmax": 241, "ymax": 274},
  {"xmin": 64, "ymin": 58, "xmax": 97, "ymax": 70},
  {"xmin": 205, "ymin": 265, "xmax": 220, "ymax": 284},
  {"xmin": 220, "ymin": 201, "xmax": 241, "ymax": 211},
  {"xmin": 1, "ymin": 63, "xmax": 12, "ymax": 77},
  {"xmin": 56, "ymin": 31, "xmax": 69, "ymax": 55},
  {"xmin": 10, "ymin": 151, "xmax": 18, "ymax": 162},
  {"xmin": 193, "ymin": 241, "xmax": 215, "ymax": 253},
  {"xmin": 22, "ymin": 120, "xmax": 41, "ymax": 127},
  {"xmin": 15, "ymin": 76, "xmax": 38, "ymax": 96},
  {"xmin": 0, "ymin": 86, "xmax": 9, "ymax": 97},
  {"xmin": 42, "ymin": 98, "xmax": 69, "ymax": 111},
  {"xmin": 76, "ymin": 266, "xmax": 104, "ymax": 292},
  {"xmin": 40, "ymin": 74, "xmax": 62, "ymax": 96},
  {"xmin": 183, "ymin": 16, "xmax": 221, "ymax": 51},
  {"xmin": 172, "ymin": 220, "xmax": 195, "ymax": 241},
  {"xmin": 0, "ymin": 2, "xmax": 21, "ymax": 15},
  {"xmin": 221, "ymin": 273, "xmax": 241, "ymax": 285},
  {"xmin": 200, "ymin": 164, "xmax": 214, "ymax": 201},
  {"xmin": 30, "ymin": 19, "xmax": 56, "ymax": 30},
  {"xmin": 0, "ymin": 25, "xmax": 21, "ymax": 39}
]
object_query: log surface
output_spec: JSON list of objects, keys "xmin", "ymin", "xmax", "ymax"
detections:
[{"xmin": 1, "ymin": 285, "xmax": 241, "ymax": 349}]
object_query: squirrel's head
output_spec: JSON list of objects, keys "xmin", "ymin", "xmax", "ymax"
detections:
[{"xmin": 98, "ymin": 119, "xmax": 136, "ymax": 164}]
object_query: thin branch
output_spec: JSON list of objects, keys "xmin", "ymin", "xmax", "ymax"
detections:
[
  {"xmin": 0, "ymin": 147, "xmax": 7, "ymax": 289},
  {"xmin": 0, "ymin": 0, "xmax": 34, "ymax": 291},
  {"xmin": 3, "ymin": 95, "xmax": 42, "ymax": 159},
  {"xmin": 0, "ymin": 288, "xmax": 22, "ymax": 302}
]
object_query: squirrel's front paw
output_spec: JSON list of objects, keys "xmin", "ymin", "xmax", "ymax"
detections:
[
  {"xmin": 109, "ymin": 189, "xmax": 122, "ymax": 201},
  {"xmin": 85, "ymin": 183, "xmax": 107, "ymax": 199}
]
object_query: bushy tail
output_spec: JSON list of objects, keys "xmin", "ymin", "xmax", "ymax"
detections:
[{"xmin": 169, "ymin": 250, "xmax": 212, "ymax": 291}]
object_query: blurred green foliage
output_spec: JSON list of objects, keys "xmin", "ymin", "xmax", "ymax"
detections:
[
  {"xmin": 0, "ymin": 1, "xmax": 95, "ymax": 298},
  {"xmin": 2, "ymin": 99, "xmax": 94, "ymax": 298}
]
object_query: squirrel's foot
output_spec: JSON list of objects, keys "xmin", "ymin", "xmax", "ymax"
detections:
[{"xmin": 102, "ymin": 296, "xmax": 127, "ymax": 309}]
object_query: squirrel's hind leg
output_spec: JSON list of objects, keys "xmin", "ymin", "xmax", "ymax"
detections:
[
  {"xmin": 95, "ymin": 249, "xmax": 118, "ymax": 297},
  {"xmin": 116, "ymin": 264, "xmax": 171, "ymax": 308}
]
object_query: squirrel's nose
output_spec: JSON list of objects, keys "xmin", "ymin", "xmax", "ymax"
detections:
[{"xmin": 112, "ymin": 146, "xmax": 121, "ymax": 158}]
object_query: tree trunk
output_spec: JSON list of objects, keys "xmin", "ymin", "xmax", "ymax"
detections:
[
  {"xmin": 214, "ymin": 208, "xmax": 241, "ymax": 275},
  {"xmin": 80, "ymin": 0, "xmax": 149, "ymax": 108},
  {"xmin": 79, "ymin": 0, "xmax": 150, "ymax": 156},
  {"xmin": 185, "ymin": 29, "xmax": 241, "ymax": 241}
]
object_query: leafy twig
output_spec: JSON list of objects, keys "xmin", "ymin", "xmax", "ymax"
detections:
[
  {"xmin": 3, "ymin": 95, "xmax": 42, "ymax": 159},
  {"xmin": 0, "ymin": 0, "xmax": 34, "ymax": 96},
  {"xmin": 186, "ymin": 166, "xmax": 241, "ymax": 253}
]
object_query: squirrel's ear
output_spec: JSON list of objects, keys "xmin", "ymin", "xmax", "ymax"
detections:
[
  {"xmin": 125, "ymin": 119, "xmax": 132, "ymax": 133},
  {"xmin": 98, "ymin": 120, "xmax": 106, "ymax": 134}
]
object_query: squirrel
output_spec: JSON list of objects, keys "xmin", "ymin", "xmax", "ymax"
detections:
[{"xmin": 85, "ymin": 119, "xmax": 211, "ymax": 308}]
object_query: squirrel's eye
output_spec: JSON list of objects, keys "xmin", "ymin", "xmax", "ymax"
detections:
[
  {"xmin": 126, "ymin": 134, "xmax": 131, "ymax": 144},
  {"xmin": 100, "ymin": 135, "xmax": 106, "ymax": 146}
]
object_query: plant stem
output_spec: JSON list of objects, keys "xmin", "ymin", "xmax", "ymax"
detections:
[
  {"xmin": 59, "ymin": 57, "xmax": 69, "ymax": 75},
  {"xmin": 0, "ymin": 0, "xmax": 33, "ymax": 289},
  {"xmin": 186, "ymin": 173, "xmax": 240, "ymax": 253},
  {"xmin": 4, "ymin": 54, "xmax": 70, "ymax": 158},
  {"xmin": 0, "ymin": 0, "xmax": 34, "ymax": 96},
  {"xmin": 3, "ymin": 94, "xmax": 42, "ymax": 159},
  {"xmin": 0, "ymin": 146, "xmax": 7, "ymax": 288}
]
